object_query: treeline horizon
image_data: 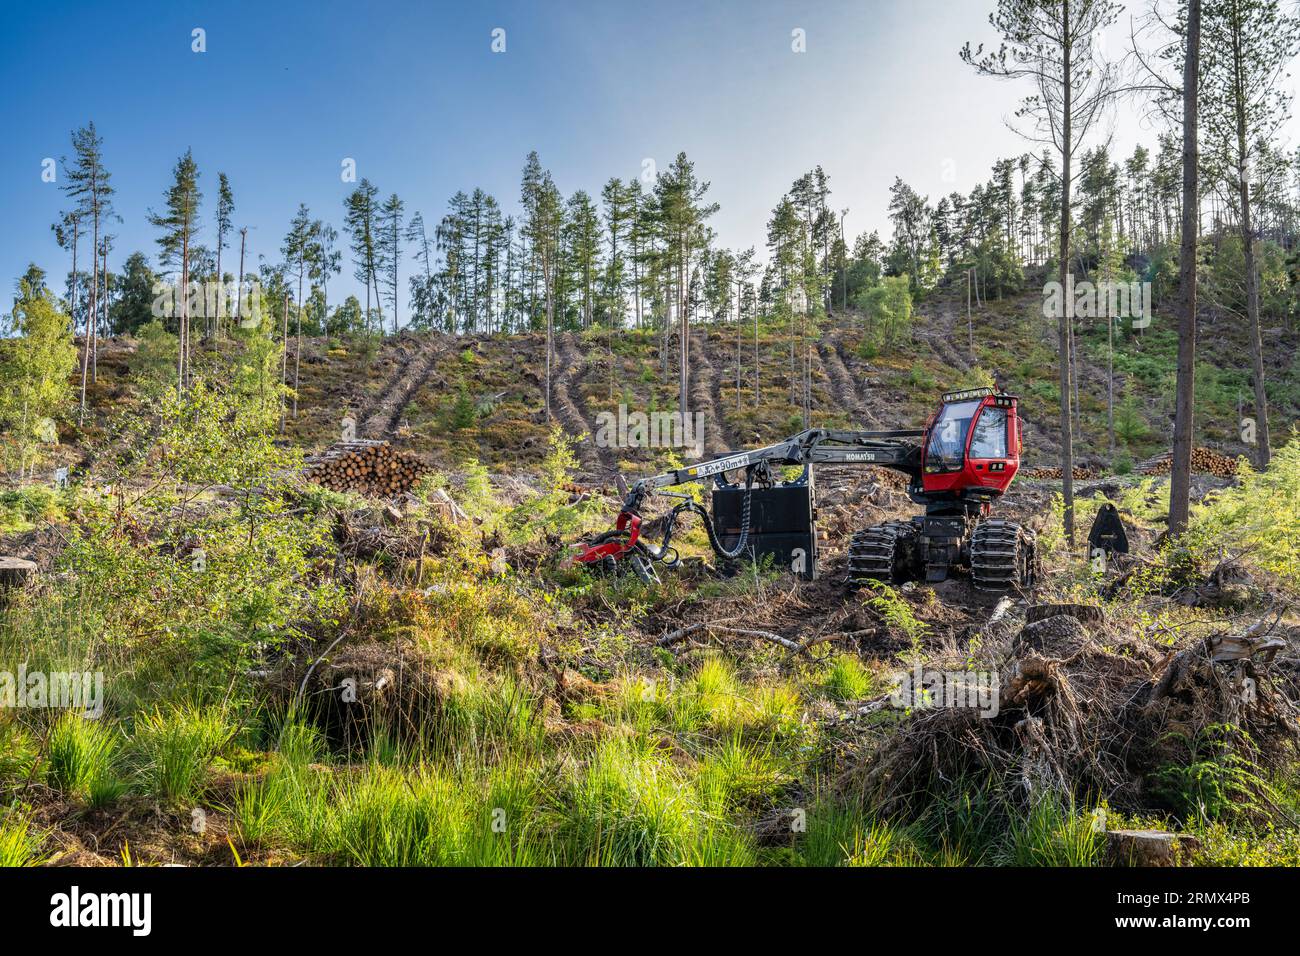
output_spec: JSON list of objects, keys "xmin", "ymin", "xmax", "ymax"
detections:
[
  {"xmin": 9, "ymin": 0, "xmax": 1300, "ymax": 528},
  {"xmin": 19, "ymin": 128, "xmax": 1300, "ymax": 350}
]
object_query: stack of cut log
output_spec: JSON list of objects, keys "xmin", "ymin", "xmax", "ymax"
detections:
[
  {"xmin": 1024, "ymin": 466, "xmax": 1101, "ymax": 480},
  {"xmin": 864, "ymin": 466, "xmax": 909, "ymax": 490},
  {"xmin": 559, "ymin": 481, "xmax": 616, "ymax": 501},
  {"xmin": 1138, "ymin": 446, "xmax": 1238, "ymax": 478},
  {"xmin": 304, "ymin": 440, "xmax": 429, "ymax": 497}
]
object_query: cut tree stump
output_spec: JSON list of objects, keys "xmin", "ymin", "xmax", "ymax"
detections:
[
  {"xmin": 429, "ymin": 488, "xmax": 468, "ymax": 524},
  {"xmin": 0, "ymin": 557, "xmax": 37, "ymax": 590},
  {"xmin": 1105, "ymin": 829, "xmax": 1201, "ymax": 867}
]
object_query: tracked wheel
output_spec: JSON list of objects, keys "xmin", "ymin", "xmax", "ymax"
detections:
[
  {"xmin": 970, "ymin": 519, "xmax": 1037, "ymax": 591},
  {"xmin": 847, "ymin": 520, "xmax": 918, "ymax": 586}
]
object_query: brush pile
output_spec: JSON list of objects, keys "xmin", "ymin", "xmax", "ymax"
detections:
[
  {"xmin": 841, "ymin": 604, "xmax": 1298, "ymax": 817},
  {"xmin": 1137, "ymin": 446, "xmax": 1239, "ymax": 478},
  {"xmin": 304, "ymin": 440, "xmax": 430, "ymax": 496}
]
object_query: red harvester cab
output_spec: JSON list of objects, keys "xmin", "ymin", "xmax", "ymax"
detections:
[{"xmin": 919, "ymin": 388, "xmax": 1021, "ymax": 500}]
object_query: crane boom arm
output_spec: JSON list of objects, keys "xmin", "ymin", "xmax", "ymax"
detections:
[{"xmin": 628, "ymin": 427, "xmax": 925, "ymax": 501}]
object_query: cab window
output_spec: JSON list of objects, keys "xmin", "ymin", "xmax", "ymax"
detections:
[
  {"xmin": 926, "ymin": 399, "xmax": 980, "ymax": 468},
  {"xmin": 969, "ymin": 406, "xmax": 1008, "ymax": 459}
]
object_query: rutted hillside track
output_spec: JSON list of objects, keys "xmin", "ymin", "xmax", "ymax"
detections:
[
  {"xmin": 360, "ymin": 336, "xmax": 448, "ymax": 439},
  {"xmin": 917, "ymin": 302, "xmax": 974, "ymax": 374},
  {"xmin": 572, "ymin": 342, "xmax": 620, "ymax": 475},
  {"xmin": 835, "ymin": 340, "xmax": 896, "ymax": 427},
  {"xmin": 552, "ymin": 333, "xmax": 606, "ymax": 474},
  {"xmin": 691, "ymin": 332, "xmax": 737, "ymax": 456},
  {"xmin": 818, "ymin": 338, "xmax": 880, "ymax": 428}
]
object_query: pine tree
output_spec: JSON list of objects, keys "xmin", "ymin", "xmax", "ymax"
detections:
[
  {"xmin": 147, "ymin": 149, "xmax": 201, "ymax": 394},
  {"xmin": 1170, "ymin": 0, "xmax": 1203, "ymax": 535},
  {"xmin": 521, "ymin": 152, "xmax": 563, "ymax": 420},
  {"xmin": 215, "ymin": 173, "xmax": 234, "ymax": 336},
  {"xmin": 406, "ymin": 211, "xmax": 436, "ymax": 329},
  {"xmin": 61, "ymin": 122, "xmax": 115, "ymax": 421},
  {"xmin": 963, "ymin": 0, "xmax": 1123, "ymax": 545},
  {"xmin": 653, "ymin": 152, "xmax": 718, "ymax": 418},
  {"xmin": 767, "ymin": 196, "xmax": 802, "ymax": 377},
  {"xmin": 565, "ymin": 190, "xmax": 600, "ymax": 331},
  {"xmin": 377, "ymin": 193, "xmax": 405, "ymax": 333},
  {"xmin": 110, "ymin": 252, "xmax": 158, "ymax": 335},
  {"xmin": 1200, "ymin": 0, "xmax": 1300, "ymax": 468},
  {"xmin": 281, "ymin": 204, "xmax": 319, "ymax": 417},
  {"xmin": 600, "ymin": 178, "xmax": 633, "ymax": 329},
  {"xmin": 50, "ymin": 210, "xmax": 83, "ymax": 337},
  {"xmin": 308, "ymin": 223, "xmax": 342, "ymax": 338},
  {"xmin": 343, "ymin": 180, "xmax": 381, "ymax": 334}
]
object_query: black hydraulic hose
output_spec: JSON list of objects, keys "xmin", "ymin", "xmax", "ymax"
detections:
[
  {"xmin": 694, "ymin": 468, "xmax": 754, "ymax": 561},
  {"xmin": 635, "ymin": 509, "xmax": 679, "ymax": 566},
  {"xmin": 631, "ymin": 467, "xmax": 754, "ymax": 566}
]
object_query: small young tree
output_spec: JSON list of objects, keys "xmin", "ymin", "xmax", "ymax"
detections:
[{"xmin": 1, "ymin": 279, "xmax": 78, "ymax": 478}]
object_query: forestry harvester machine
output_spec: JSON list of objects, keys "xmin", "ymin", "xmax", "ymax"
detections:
[{"xmin": 572, "ymin": 387, "xmax": 1038, "ymax": 592}]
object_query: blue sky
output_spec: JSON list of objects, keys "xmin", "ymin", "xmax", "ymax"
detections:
[{"xmin": 2, "ymin": 0, "xmax": 1272, "ymax": 311}]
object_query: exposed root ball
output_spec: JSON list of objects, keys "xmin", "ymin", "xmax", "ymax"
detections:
[{"xmin": 841, "ymin": 608, "xmax": 1299, "ymax": 817}]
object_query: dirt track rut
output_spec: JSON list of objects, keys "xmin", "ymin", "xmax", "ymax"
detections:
[
  {"xmin": 552, "ymin": 334, "xmax": 611, "ymax": 475},
  {"xmin": 819, "ymin": 339, "xmax": 878, "ymax": 427},
  {"xmin": 360, "ymin": 336, "xmax": 447, "ymax": 439},
  {"xmin": 690, "ymin": 333, "xmax": 736, "ymax": 455}
]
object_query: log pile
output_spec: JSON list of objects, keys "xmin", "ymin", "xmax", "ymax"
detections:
[
  {"xmin": 1137, "ymin": 446, "xmax": 1238, "ymax": 478},
  {"xmin": 559, "ymin": 481, "xmax": 616, "ymax": 500},
  {"xmin": 304, "ymin": 440, "xmax": 429, "ymax": 497},
  {"xmin": 1024, "ymin": 446, "xmax": 1237, "ymax": 481},
  {"xmin": 1024, "ymin": 466, "xmax": 1101, "ymax": 480}
]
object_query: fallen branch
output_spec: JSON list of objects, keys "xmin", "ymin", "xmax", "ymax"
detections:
[
  {"xmin": 657, "ymin": 620, "xmax": 803, "ymax": 653},
  {"xmin": 988, "ymin": 596, "xmax": 1015, "ymax": 625}
]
